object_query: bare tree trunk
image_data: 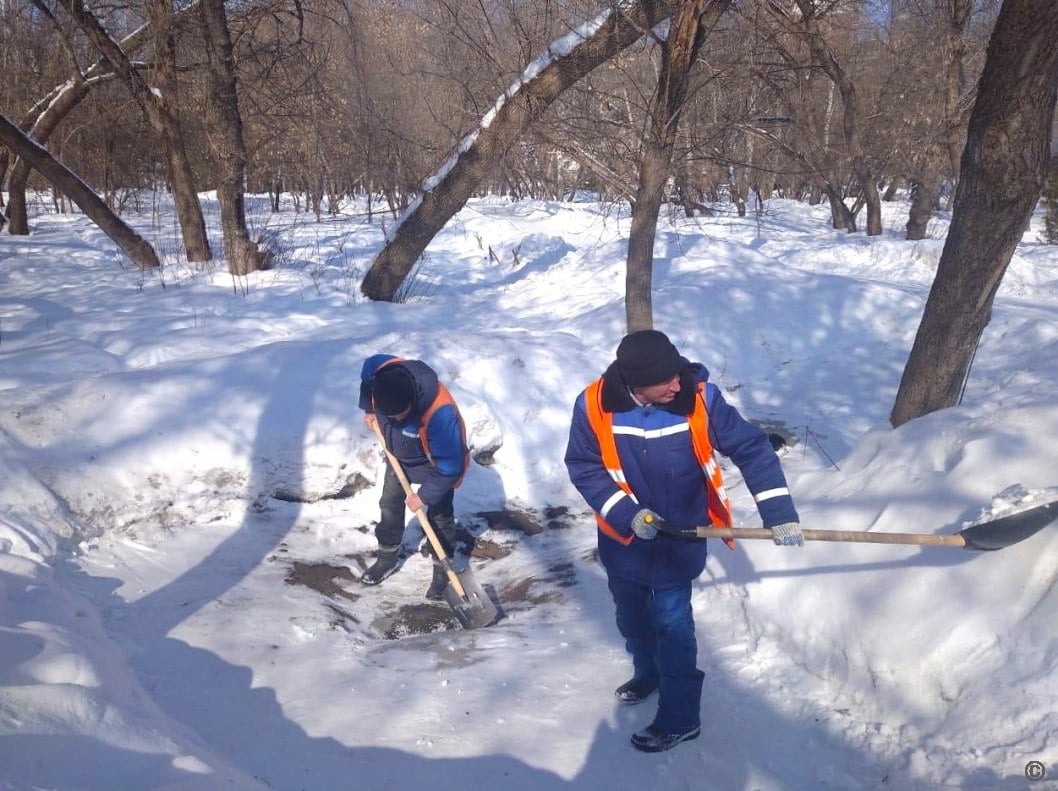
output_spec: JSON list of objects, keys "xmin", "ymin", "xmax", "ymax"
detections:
[
  {"xmin": 198, "ymin": 0, "xmax": 270, "ymax": 275},
  {"xmin": 2, "ymin": 116, "xmax": 33, "ymax": 230},
  {"xmin": 0, "ymin": 151, "xmax": 8, "ymax": 213},
  {"xmin": 361, "ymin": 0, "xmax": 682, "ymax": 302},
  {"xmin": 824, "ymin": 182, "xmax": 856, "ymax": 231},
  {"xmin": 54, "ymin": 0, "xmax": 212, "ymax": 262},
  {"xmin": 146, "ymin": 0, "xmax": 212, "ymax": 262},
  {"xmin": 943, "ymin": 0, "xmax": 974, "ymax": 207},
  {"xmin": 626, "ymin": 0, "xmax": 731, "ymax": 332},
  {"xmin": 890, "ymin": 0, "xmax": 1058, "ymax": 428},
  {"xmin": 793, "ymin": 0, "xmax": 881, "ymax": 235},
  {"xmin": 4, "ymin": 8, "xmax": 196, "ymax": 235},
  {"xmin": 0, "ymin": 112, "xmax": 159, "ymax": 268},
  {"xmin": 625, "ymin": 144, "xmax": 670, "ymax": 330},
  {"xmin": 6, "ymin": 80, "xmax": 94, "ymax": 235},
  {"xmin": 626, "ymin": 144, "xmax": 668, "ymax": 331},
  {"xmin": 906, "ymin": 160, "xmax": 940, "ymax": 240}
]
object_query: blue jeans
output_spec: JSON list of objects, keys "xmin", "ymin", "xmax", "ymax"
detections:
[{"xmin": 607, "ymin": 575, "xmax": 703, "ymax": 732}]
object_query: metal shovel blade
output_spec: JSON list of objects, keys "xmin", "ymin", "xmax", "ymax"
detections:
[
  {"xmin": 441, "ymin": 562, "xmax": 499, "ymax": 629},
  {"xmin": 958, "ymin": 499, "xmax": 1058, "ymax": 551},
  {"xmin": 369, "ymin": 421, "xmax": 500, "ymax": 629}
]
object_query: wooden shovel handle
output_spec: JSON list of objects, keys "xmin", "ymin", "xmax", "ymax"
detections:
[
  {"xmin": 691, "ymin": 526, "xmax": 967, "ymax": 547},
  {"xmin": 370, "ymin": 419, "xmax": 468, "ymax": 597}
]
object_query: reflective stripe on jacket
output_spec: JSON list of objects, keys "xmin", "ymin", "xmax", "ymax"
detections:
[
  {"xmin": 565, "ymin": 360, "xmax": 798, "ymax": 587},
  {"xmin": 582, "ymin": 377, "xmax": 734, "ymax": 547}
]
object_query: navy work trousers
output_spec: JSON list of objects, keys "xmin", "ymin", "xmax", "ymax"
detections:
[{"xmin": 607, "ymin": 574, "xmax": 704, "ymax": 732}]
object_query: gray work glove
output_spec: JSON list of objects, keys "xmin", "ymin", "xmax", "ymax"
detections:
[
  {"xmin": 770, "ymin": 522, "xmax": 804, "ymax": 547},
  {"xmin": 630, "ymin": 509, "xmax": 661, "ymax": 540}
]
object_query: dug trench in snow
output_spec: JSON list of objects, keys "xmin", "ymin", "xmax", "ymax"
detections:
[{"xmin": 282, "ymin": 505, "xmax": 581, "ymax": 639}]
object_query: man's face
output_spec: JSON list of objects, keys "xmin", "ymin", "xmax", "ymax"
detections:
[{"xmin": 632, "ymin": 374, "xmax": 681, "ymax": 405}]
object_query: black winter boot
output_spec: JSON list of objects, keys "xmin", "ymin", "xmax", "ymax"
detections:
[
  {"xmin": 361, "ymin": 546, "xmax": 403, "ymax": 585},
  {"xmin": 453, "ymin": 524, "xmax": 477, "ymax": 555},
  {"xmin": 630, "ymin": 724, "xmax": 701, "ymax": 753},
  {"xmin": 425, "ymin": 563, "xmax": 448, "ymax": 601},
  {"xmin": 614, "ymin": 678, "xmax": 658, "ymax": 705}
]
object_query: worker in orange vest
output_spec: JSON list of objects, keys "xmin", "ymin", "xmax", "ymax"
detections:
[
  {"xmin": 565, "ymin": 330, "xmax": 802, "ymax": 752},
  {"xmin": 359, "ymin": 354, "xmax": 471, "ymax": 599}
]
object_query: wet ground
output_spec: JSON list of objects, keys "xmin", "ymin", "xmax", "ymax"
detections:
[{"xmin": 283, "ymin": 505, "xmax": 579, "ymax": 638}]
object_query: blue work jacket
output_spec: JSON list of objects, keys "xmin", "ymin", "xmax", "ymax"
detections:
[
  {"xmin": 360, "ymin": 354, "xmax": 467, "ymax": 506},
  {"xmin": 565, "ymin": 360, "xmax": 798, "ymax": 587}
]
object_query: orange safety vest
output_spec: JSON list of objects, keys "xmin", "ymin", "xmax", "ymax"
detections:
[
  {"xmin": 375, "ymin": 358, "xmax": 470, "ymax": 485},
  {"xmin": 583, "ymin": 378, "xmax": 734, "ymax": 548}
]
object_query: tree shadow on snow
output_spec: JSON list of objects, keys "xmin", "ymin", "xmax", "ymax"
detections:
[
  {"xmin": 51, "ymin": 335, "xmax": 1031, "ymax": 791},
  {"xmin": 50, "ymin": 336, "xmax": 569, "ymax": 789}
]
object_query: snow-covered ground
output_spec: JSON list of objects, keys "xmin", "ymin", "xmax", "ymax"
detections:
[{"xmin": 2, "ymin": 193, "xmax": 1057, "ymax": 790}]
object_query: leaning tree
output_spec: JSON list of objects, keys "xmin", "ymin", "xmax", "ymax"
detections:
[
  {"xmin": 0, "ymin": 112, "xmax": 159, "ymax": 268},
  {"xmin": 360, "ymin": 0, "xmax": 683, "ymax": 302}
]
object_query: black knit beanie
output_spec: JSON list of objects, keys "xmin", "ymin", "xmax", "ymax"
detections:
[
  {"xmin": 615, "ymin": 330, "xmax": 682, "ymax": 387},
  {"xmin": 372, "ymin": 367, "xmax": 414, "ymax": 415}
]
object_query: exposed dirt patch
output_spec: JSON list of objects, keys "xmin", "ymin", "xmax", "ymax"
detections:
[
  {"xmin": 284, "ymin": 560, "xmax": 360, "ymax": 601},
  {"xmin": 373, "ymin": 603, "xmax": 458, "ymax": 638},
  {"xmin": 469, "ymin": 536, "xmax": 513, "ymax": 561},
  {"xmin": 273, "ymin": 472, "xmax": 373, "ymax": 503},
  {"xmin": 474, "ymin": 508, "xmax": 546, "ymax": 535},
  {"xmin": 497, "ymin": 576, "xmax": 563, "ymax": 606},
  {"xmin": 541, "ymin": 505, "xmax": 576, "ymax": 529},
  {"xmin": 496, "ymin": 560, "xmax": 577, "ymax": 606},
  {"xmin": 282, "ymin": 506, "xmax": 581, "ymax": 639}
]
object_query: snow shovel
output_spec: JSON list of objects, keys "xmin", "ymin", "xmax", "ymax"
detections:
[
  {"xmin": 648, "ymin": 498, "xmax": 1058, "ymax": 551},
  {"xmin": 371, "ymin": 421, "xmax": 498, "ymax": 629}
]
